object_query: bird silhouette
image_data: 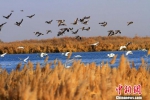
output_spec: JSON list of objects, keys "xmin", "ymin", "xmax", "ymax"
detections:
[
  {"xmin": 83, "ymin": 16, "xmax": 90, "ymax": 19},
  {"xmin": 20, "ymin": 10, "xmax": 23, "ymax": 12},
  {"xmin": 72, "ymin": 29, "xmax": 79, "ymax": 34},
  {"xmin": 15, "ymin": 19, "xmax": 23, "ymax": 26},
  {"xmin": 108, "ymin": 30, "xmax": 114, "ymax": 36},
  {"xmin": 0, "ymin": 22, "xmax": 7, "ymax": 27},
  {"xmin": 80, "ymin": 27, "xmax": 85, "ymax": 31},
  {"xmin": 45, "ymin": 20, "xmax": 53, "ymax": 24},
  {"xmin": 75, "ymin": 35, "xmax": 82, "ymax": 40},
  {"xmin": 127, "ymin": 21, "xmax": 133, "ymax": 26},
  {"xmin": 84, "ymin": 27, "xmax": 90, "ymax": 31},
  {"xmin": 3, "ymin": 13, "xmax": 12, "ymax": 19},
  {"xmin": 82, "ymin": 20, "xmax": 89, "ymax": 25},
  {"xmin": 27, "ymin": 14, "xmax": 35, "ymax": 18},
  {"xmin": 99, "ymin": 22, "xmax": 107, "ymax": 27},
  {"xmin": 71, "ymin": 18, "xmax": 78, "ymax": 25},
  {"xmin": 115, "ymin": 30, "xmax": 121, "ymax": 34},
  {"xmin": 46, "ymin": 30, "xmax": 52, "ymax": 34}
]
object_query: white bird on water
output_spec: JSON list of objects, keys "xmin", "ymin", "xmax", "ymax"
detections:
[
  {"xmin": 40, "ymin": 53, "xmax": 48, "ymax": 57},
  {"xmin": 90, "ymin": 42, "xmax": 99, "ymax": 46},
  {"xmin": 119, "ymin": 46, "xmax": 126, "ymax": 50},
  {"xmin": 62, "ymin": 52, "xmax": 70, "ymax": 57},
  {"xmin": 107, "ymin": 53, "xmax": 115, "ymax": 58},
  {"xmin": 74, "ymin": 55, "xmax": 82, "ymax": 58},
  {"xmin": 126, "ymin": 51, "xmax": 133, "ymax": 55},
  {"xmin": 24, "ymin": 56, "xmax": 29, "ymax": 63},
  {"xmin": 0, "ymin": 53, "xmax": 7, "ymax": 57}
]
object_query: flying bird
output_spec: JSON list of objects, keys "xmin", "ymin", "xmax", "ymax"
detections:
[
  {"xmin": 3, "ymin": 13, "xmax": 12, "ymax": 19},
  {"xmin": 69, "ymin": 28, "xmax": 73, "ymax": 30},
  {"xmin": 60, "ymin": 28, "xmax": 69, "ymax": 32},
  {"xmin": 72, "ymin": 29, "xmax": 79, "ymax": 34},
  {"xmin": 71, "ymin": 18, "xmax": 78, "ymax": 25},
  {"xmin": 84, "ymin": 27, "xmax": 90, "ymax": 31},
  {"xmin": 0, "ymin": 22, "xmax": 7, "ymax": 31},
  {"xmin": 82, "ymin": 20, "xmax": 89, "ymax": 25},
  {"xmin": 45, "ymin": 20, "xmax": 53, "ymax": 24},
  {"xmin": 20, "ymin": 10, "xmax": 23, "ymax": 12},
  {"xmin": 15, "ymin": 19, "xmax": 23, "ymax": 26},
  {"xmin": 75, "ymin": 35, "xmax": 82, "ymax": 40},
  {"xmin": 23, "ymin": 56, "xmax": 29, "ymax": 63},
  {"xmin": 127, "ymin": 21, "xmax": 133, "ymax": 26},
  {"xmin": 115, "ymin": 30, "xmax": 121, "ymax": 34},
  {"xmin": 0, "ymin": 53, "xmax": 7, "ymax": 57},
  {"xmin": 46, "ymin": 30, "xmax": 52, "ymax": 34},
  {"xmin": 108, "ymin": 30, "xmax": 114, "ymax": 36},
  {"xmin": 27, "ymin": 14, "xmax": 35, "ymax": 18},
  {"xmin": 80, "ymin": 27, "xmax": 85, "ymax": 31},
  {"xmin": 99, "ymin": 22, "xmax": 107, "ymax": 27},
  {"xmin": 126, "ymin": 51, "xmax": 133, "ymax": 56},
  {"xmin": 90, "ymin": 42, "xmax": 99, "ymax": 46},
  {"xmin": 83, "ymin": 16, "xmax": 90, "ymax": 19},
  {"xmin": 0, "ymin": 22, "xmax": 7, "ymax": 27},
  {"xmin": 119, "ymin": 46, "xmax": 126, "ymax": 50}
]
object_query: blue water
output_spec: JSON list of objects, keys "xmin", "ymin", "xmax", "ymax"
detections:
[{"xmin": 0, "ymin": 50, "xmax": 149, "ymax": 73}]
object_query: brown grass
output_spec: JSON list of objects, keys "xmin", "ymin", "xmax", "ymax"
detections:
[
  {"xmin": 1, "ymin": 36, "xmax": 150, "ymax": 54},
  {"xmin": 0, "ymin": 55, "xmax": 150, "ymax": 100}
]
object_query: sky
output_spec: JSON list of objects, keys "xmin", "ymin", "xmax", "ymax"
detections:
[{"xmin": 0, "ymin": 0, "xmax": 150, "ymax": 42}]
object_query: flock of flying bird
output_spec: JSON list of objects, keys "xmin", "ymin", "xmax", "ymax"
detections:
[{"xmin": 0, "ymin": 10, "xmax": 134, "ymax": 40}]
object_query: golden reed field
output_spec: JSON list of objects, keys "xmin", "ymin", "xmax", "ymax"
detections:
[
  {"xmin": 0, "ymin": 36, "xmax": 150, "ymax": 100},
  {"xmin": 0, "ymin": 55, "xmax": 150, "ymax": 100},
  {"xmin": 0, "ymin": 36, "xmax": 150, "ymax": 54}
]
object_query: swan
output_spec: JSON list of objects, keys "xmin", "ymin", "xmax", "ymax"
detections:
[
  {"xmin": 90, "ymin": 42, "xmax": 99, "ymax": 46},
  {"xmin": 62, "ymin": 52, "xmax": 70, "ymax": 57},
  {"xmin": 119, "ymin": 46, "xmax": 126, "ymax": 50},
  {"xmin": 126, "ymin": 51, "xmax": 133, "ymax": 55},
  {"xmin": 24, "ymin": 56, "xmax": 29, "ymax": 63},
  {"xmin": 107, "ymin": 53, "xmax": 115, "ymax": 58},
  {"xmin": 74, "ymin": 55, "xmax": 82, "ymax": 58},
  {"xmin": 40, "ymin": 53, "xmax": 48, "ymax": 57},
  {"xmin": 0, "ymin": 53, "xmax": 7, "ymax": 57}
]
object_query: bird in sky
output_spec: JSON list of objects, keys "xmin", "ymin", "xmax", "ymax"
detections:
[
  {"xmin": 83, "ymin": 16, "xmax": 90, "ymax": 19},
  {"xmin": 0, "ymin": 22, "xmax": 7, "ymax": 28},
  {"xmin": 72, "ymin": 29, "xmax": 79, "ymax": 34},
  {"xmin": 108, "ymin": 30, "xmax": 114, "ymax": 36},
  {"xmin": 84, "ymin": 27, "xmax": 90, "ymax": 31},
  {"xmin": 15, "ymin": 19, "xmax": 23, "ymax": 26},
  {"xmin": 46, "ymin": 30, "xmax": 52, "ymax": 34},
  {"xmin": 82, "ymin": 20, "xmax": 89, "ymax": 25},
  {"xmin": 127, "ymin": 21, "xmax": 133, "ymax": 26},
  {"xmin": 27, "ymin": 14, "xmax": 35, "ymax": 18},
  {"xmin": 80, "ymin": 27, "xmax": 85, "ymax": 31},
  {"xmin": 45, "ymin": 20, "xmax": 53, "ymax": 24},
  {"xmin": 115, "ymin": 30, "xmax": 121, "ymax": 34},
  {"xmin": 99, "ymin": 21, "xmax": 107, "ymax": 27},
  {"xmin": 3, "ymin": 13, "xmax": 12, "ymax": 19},
  {"xmin": 71, "ymin": 18, "xmax": 78, "ymax": 25}
]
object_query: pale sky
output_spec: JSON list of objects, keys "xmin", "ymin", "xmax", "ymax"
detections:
[{"xmin": 0, "ymin": 0, "xmax": 150, "ymax": 42}]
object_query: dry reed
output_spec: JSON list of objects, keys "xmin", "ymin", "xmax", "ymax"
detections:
[{"xmin": 0, "ymin": 55, "xmax": 149, "ymax": 100}]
